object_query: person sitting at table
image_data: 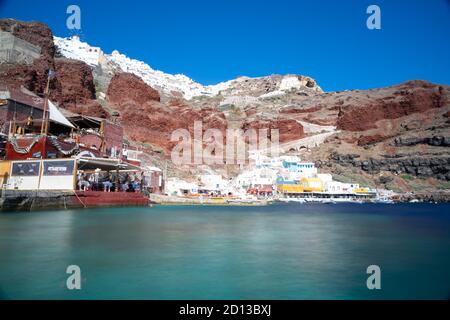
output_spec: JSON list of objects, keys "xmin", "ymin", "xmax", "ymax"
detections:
[
  {"xmin": 88, "ymin": 174, "xmax": 96, "ymax": 190},
  {"xmin": 119, "ymin": 174, "xmax": 129, "ymax": 192},
  {"xmin": 132, "ymin": 180, "xmax": 140, "ymax": 192},
  {"xmin": 77, "ymin": 172, "xmax": 90, "ymax": 191},
  {"xmin": 103, "ymin": 179, "xmax": 113, "ymax": 192}
]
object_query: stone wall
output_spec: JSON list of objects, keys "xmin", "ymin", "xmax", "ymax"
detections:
[
  {"xmin": 0, "ymin": 190, "xmax": 83, "ymax": 212},
  {"xmin": 0, "ymin": 31, "xmax": 41, "ymax": 65}
]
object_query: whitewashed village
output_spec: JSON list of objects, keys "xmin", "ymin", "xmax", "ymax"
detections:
[{"xmin": 161, "ymin": 154, "xmax": 386, "ymax": 205}]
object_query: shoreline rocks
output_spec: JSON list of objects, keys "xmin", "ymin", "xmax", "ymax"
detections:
[{"xmin": 329, "ymin": 152, "xmax": 450, "ymax": 180}]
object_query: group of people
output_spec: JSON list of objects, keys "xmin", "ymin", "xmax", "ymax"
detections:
[{"xmin": 77, "ymin": 169, "xmax": 145, "ymax": 193}]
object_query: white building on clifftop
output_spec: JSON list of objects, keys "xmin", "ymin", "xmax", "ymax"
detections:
[{"xmin": 54, "ymin": 35, "xmax": 103, "ymax": 66}]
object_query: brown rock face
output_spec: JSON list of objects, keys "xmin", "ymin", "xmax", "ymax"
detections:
[
  {"xmin": 0, "ymin": 19, "xmax": 56, "ymax": 95},
  {"xmin": 107, "ymin": 72, "xmax": 160, "ymax": 106},
  {"xmin": 107, "ymin": 77, "xmax": 226, "ymax": 153},
  {"xmin": 48, "ymin": 58, "xmax": 108, "ymax": 117},
  {"xmin": 51, "ymin": 58, "xmax": 96, "ymax": 104},
  {"xmin": 65, "ymin": 100, "xmax": 109, "ymax": 119},
  {"xmin": 0, "ymin": 18, "xmax": 55, "ymax": 62},
  {"xmin": 242, "ymin": 118, "xmax": 304, "ymax": 143},
  {"xmin": 33, "ymin": 57, "xmax": 108, "ymax": 118},
  {"xmin": 0, "ymin": 19, "xmax": 108, "ymax": 118},
  {"xmin": 336, "ymin": 81, "xmax": 445, "ymax": 131},
  {"xmin": 120, "ymin": 101, "xmax": 227, "ymax": 153}
]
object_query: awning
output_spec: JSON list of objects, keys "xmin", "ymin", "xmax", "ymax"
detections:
[
  {"xmin": 65, "ymin": 114, "xmax": 103, "ymax": 129},
  {"xmin": 76, "ymin": 157, "xmax": 141, "ymax": 171},
  {"xmin": 145, "ymin": 166, "xmax": 162, "ymax": 172},
  {"xmin": 48, "ymin": 100, "xmax": 75, "ymax": 128}
]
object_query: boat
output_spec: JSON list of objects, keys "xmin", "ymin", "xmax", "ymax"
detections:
[
  {"xmin": 375, "ymin": 197, "xmax": 395, "ymax": 204},
  {"xmin": 277, "ymin": 198, "xmax": 306, "ymax": 203}
]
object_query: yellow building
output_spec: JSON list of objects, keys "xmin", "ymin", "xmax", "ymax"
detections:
[
  {"xmin": 277, "ymin": 184, "xmax": 304, "ymax": 194},
  {"xmin": 300, "ymin": 177, "xmax": 324, "ymax": 192}
]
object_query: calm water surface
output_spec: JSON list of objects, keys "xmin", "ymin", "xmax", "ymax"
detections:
[{"xmin": 0, "ymin": 203, "xmax": 449, "ymax": 299}]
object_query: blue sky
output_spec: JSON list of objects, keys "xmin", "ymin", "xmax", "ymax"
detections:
[{"xmin": 1, "ymin": 0, "xmax": 449, "ymax": 91}]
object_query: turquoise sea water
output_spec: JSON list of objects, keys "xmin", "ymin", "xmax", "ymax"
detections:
[{"xmin": 0, "ymin": 203, "xmax": 449, "ymax": 300}]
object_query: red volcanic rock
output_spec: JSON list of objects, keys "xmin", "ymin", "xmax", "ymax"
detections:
[
  {"xmin": 64, "ymin": 100, "xmax": 109, "ymax": 119},
  {"xmin": 116, "ymin": 98, "xmax": 227, "ymax": 153},
  {"xmin": 0, "ymin": 20, "xmax": 105, "ymax": 117},
  {"xmin": 0, "ymin": 64, "xmax": 39, "ymax": 91},
  {"xmin": 0, "ymin": 19, "xmax": 56, "ymax": 96},
  {"xmin": 0, "ymin": 19, "xmax": 55, "ymax": 63},
  {"xmin": 242, "ymin": 119, "xmax": 304, "ymax": 143},
  {"xmin": 51, "ymin": 58, "xmax": 96, "ymax": 104},
  {"xmin": 47, "ymin": 58, "xmax": 107, "ymax": 118},
  {"xmin": 0, "ymin": 19, "xmax": 107, "ymax": 119},
  {"xmin": 107, "ymin": 72, "xmax": 160, "ymax": 106},
  {"xmin": 337, "ymin": 81, "xmax": 445, "ymax": 132}
]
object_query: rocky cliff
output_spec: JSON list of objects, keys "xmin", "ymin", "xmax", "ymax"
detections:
[
  {"xmin": 103, "ymin": 71, "xmax": 227, "ymax": 154},
  {"xmin": 336, "ymin": 80, "xmax": 445, "ymax": 131},
  {"xmin": 0, "ymin": 19, "xmax": 107, "ymax": 118},
  {"xmin": 306, "ymin": 81, "xmax": 450, "ymax": 192},
  {"xmin": 107, "ymin": 72, "xmax": 160, "ymax": 105},
  {"xmin": 1, "ymin": 19, "xmax": 449, "ymax": 193},
  {"xmin": 0, "ymin": 19, "xmax": 55, "ymax": 95}
]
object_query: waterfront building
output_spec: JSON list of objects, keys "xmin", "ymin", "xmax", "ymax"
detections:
[
  {"xmin": 317, "ymin": 173, "xmax": 333, "ymax": 184},
  {"xmin": 166, "ymin": 178, "xmax": 198, "ymax": 196},
  {"xmin": 325, "ymin": 181, "xmax": 360, "ymax": 193},
  {"xmin": 247, "ymin": 185, "xmax": 273, "ymax": 197},
  {"xmin": 122, "ymin": 145, "xmax": 143, "ymax": 167},
  {"xmin": 276, "ymin": 176, "xmax": 324, "ymax": 193},
  {"xmin": 232, "ymin": 167, "xmax": 278, "ymax": 197},
  {"xmin": 282, "ymin": 160, "xmax": 317, "ymax": 178},
  {"xmin": 0, "ymin": 87, "xmax": 74, "ymax": 138},
  {"xmin": 275, "ymin": 171, "xmax": 376, "ymax": 200},
  {"xmin": 199, "ymin": 174, "xmax": 228, "ymax": 195},
  {"xmin": 234, "ymin": 168, "xmax": 277, "ymax": 188},
  {"xmin": 250, "ymin": 154, "xmax": 284, "ymax": 169},
  {"xmin": 0, "ymin": 87, "xmax": 152, "ymax": 210},
  {"xmin": 0, "ymin": 88, "xmax": 126, "ymax": 162},
  {"xmin": 64, "ymin": 113, "xmax": 124, "ymax": 160},
  {"xmin": 277, "ymin": 183, "xmax": 304, "ymax": 194},
  {"xmin": 143, "ymin": 166, "xmax": 164, "ymax": 194},
  {"xmin": 300, "ymin": 177, "xmax": 324, "ymax": 192}
]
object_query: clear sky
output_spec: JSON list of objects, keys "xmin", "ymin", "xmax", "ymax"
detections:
[{"xmin": 1, "ymin": 0, "xmax": 449, "ymax": 91}]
